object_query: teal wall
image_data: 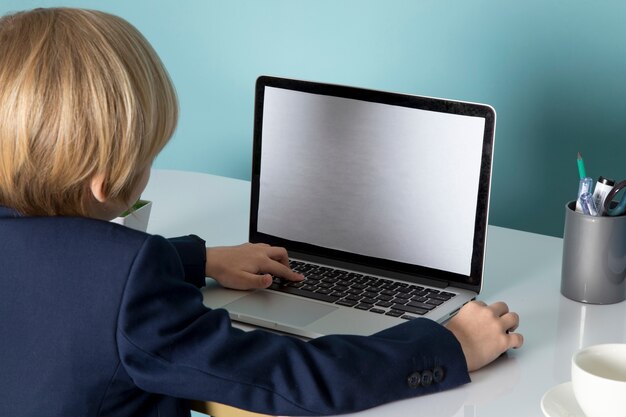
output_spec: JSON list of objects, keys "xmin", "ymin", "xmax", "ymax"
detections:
[{"xmin": 2, "ymin": 0, "xmax": 626, "ymax": 237}]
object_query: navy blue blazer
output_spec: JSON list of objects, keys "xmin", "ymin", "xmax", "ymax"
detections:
[{"xmin": 0, "ymin": 206, "xmax": 470, "ymax": 417}]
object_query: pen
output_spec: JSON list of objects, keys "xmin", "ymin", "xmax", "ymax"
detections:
[
  {"xmin": 592, "ymin": 176, "xmax": 615, "ymax": 215},
  {"xmin": 579, "ymin": 192, "xmax": 598, "ymax": 216},
  {"xmin": 575, "ymin": 176, "xmax": 594, "ymax": 213},
  {"xmin": 577, "ymin": 152, "xmax": 587, "ymax": 179}
]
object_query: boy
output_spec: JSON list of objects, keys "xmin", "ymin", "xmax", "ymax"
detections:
[{"xmin": 0, "ymin": 8, "xmax": 522, "ymax": 417}]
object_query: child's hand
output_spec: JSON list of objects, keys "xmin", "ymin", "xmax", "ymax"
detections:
[
  {"xmin": 205, "ymin": 243, "xmax": 304, "ymax": 290},
  {"xmin": 445, "ymin": 300, "xmax": 523, "ymax": 372}
]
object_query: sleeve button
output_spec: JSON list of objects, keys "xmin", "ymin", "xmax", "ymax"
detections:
[
  {"xmin": 407, "ymin": 372, "xmax": 421, "ymax": 388},
  {"xmin": 433, "ymin": 366, "xmax": 445, "ymax": 383},
  {"xmin": 421, "ymin": 370, "xmax": 433, "ymax": 386}
]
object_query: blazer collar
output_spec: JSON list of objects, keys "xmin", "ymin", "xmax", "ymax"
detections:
[{"xmin": 0, "ymin": 206, "xmax": 23, "ymax": 219}]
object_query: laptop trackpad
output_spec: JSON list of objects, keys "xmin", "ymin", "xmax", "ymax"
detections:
[{"xmin": 224, "ymin": 291, "xmax": 337, "ymax": 327}]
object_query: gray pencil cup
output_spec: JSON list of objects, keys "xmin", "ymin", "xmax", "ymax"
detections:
[{"xmin": 561, "ymin": 201, "xmax": 626, "ymax": 304}]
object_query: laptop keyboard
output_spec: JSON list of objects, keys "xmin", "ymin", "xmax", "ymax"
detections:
[{"xmin": 269, "ymin": 260, "xmax": 456, "ymax": 321}]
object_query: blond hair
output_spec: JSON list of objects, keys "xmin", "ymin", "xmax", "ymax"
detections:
[{"xmin": 0, "ymin": 8, "xmax": 178, "ymax": 216}]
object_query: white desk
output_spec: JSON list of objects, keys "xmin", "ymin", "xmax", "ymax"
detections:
[{"xmin": 143, "ymin": 169, "xmax": 626, "ymax": 417}]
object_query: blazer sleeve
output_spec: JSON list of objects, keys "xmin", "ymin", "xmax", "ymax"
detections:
[
  {"xmin": 166, "ymin": 235, "xmax": 206, "ymax": 288},
  {"xmin": 118, "ymin": 235, "xmax": 470, "ymax": 416}
]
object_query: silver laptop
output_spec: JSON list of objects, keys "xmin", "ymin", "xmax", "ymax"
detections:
[{"xmin": 203, "ymin": 76, "xmax": 496, "ymax": 338}]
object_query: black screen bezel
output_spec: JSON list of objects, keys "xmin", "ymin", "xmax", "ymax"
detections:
[{"xmin": 249, "ymin": 76, "xmax": 495, "ymax": 292}]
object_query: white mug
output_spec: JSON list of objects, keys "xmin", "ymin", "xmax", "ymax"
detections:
[{"xmin": 571, "ymin": 344, "xmax": 626, "ymax": 417}]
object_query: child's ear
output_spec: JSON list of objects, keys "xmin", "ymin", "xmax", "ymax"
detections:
[{"xmin": 90, "ymin": 173, "xmax": 108, "ymax": 203}]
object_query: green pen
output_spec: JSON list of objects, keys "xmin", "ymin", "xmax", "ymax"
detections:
[{"xmin": 577, "ymin": 152, "xmax": 587, "ymax": 179}]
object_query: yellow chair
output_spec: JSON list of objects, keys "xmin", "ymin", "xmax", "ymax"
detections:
[{"xmin": 189, "ymin": 400, "xmax": 275, "ymax": 417}]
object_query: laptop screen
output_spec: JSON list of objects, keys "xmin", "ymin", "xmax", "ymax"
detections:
[{"xmin": 250, "ymin": 76, "xmax": 495, "ymax": 290}]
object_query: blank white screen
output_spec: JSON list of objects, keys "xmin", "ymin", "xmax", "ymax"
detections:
[{"xmin": 258, "ymin": 87, "xmax": 486, "ymax": 276}]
